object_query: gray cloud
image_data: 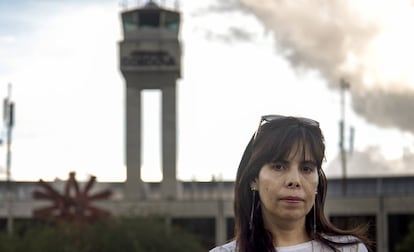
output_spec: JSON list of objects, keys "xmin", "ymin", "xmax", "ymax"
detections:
[
  {"xmin": 199, "ymin": 26, "xmax": 255, "ymax": 43},
  {"xmin": 191, "ymin": 0, "xmax": 246, "ymax": 15},
  {"xmin": 190, "ymin": 0, "xmax": 257, "ymax": 44}
]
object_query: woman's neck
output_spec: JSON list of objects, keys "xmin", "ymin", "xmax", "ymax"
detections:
[{"xmin": 266, "ymin": 219, "xmax": 311, "ymax": 247}]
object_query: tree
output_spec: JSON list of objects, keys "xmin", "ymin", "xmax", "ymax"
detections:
[{"xmin": 396, "ymin": 221, "xmax": 414, "ymax": 252}]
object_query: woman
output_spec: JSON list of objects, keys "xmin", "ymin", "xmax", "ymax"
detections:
[{"xmin": 210, "ymin": 115, "xmax": 371, "ymax": 252}]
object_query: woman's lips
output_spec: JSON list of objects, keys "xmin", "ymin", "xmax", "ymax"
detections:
[{"xmin": 280, "ymin": 196, "xmax": 304, "ymax": 203}]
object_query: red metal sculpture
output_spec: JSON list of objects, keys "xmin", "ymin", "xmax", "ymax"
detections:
[{"xmin": 32, "ymin": 172, "xmax": 112, "ymax": 223}]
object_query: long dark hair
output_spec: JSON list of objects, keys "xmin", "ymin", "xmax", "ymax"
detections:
[{"xmin": 233, "ymin": 117, "xmax": 371, "ymax": 252}]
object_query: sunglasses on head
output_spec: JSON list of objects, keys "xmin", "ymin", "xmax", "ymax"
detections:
[{"xmin": 253, "ymin": 115, "xmax": 319, "ymax": 140}]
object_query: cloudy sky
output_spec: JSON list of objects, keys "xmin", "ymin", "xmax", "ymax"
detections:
[{"xmin": 1, "ymin": 0, "xmax": 414, "ymax": 182}]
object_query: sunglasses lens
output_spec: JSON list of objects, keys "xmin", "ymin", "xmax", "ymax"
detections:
[
  {"xmin": 297, "ymin": 117, "xmax": 319, "ymax": 127},
  {"xmin": 262, "ymin": 115, "xmax": 284, "ymax": 123},
  {"xmin": 254, "ymin": 115, "xmax": 319, "ymax": 140},
  {"xmin": 262, "ymin": 115, "xmax": 318, "ymax": 126}
]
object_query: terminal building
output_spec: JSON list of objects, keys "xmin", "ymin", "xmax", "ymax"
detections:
[{"xmin": 0, "ymin": 2, "xmax": 414, "ymax": 252}]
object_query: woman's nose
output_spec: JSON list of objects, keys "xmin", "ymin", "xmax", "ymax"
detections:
[
  {"xmin": 286, "ymin": 168, "xmax": 301, "ymax": 188},
  {"xmin": 287, "ymin": 181, "xmax": 300, "ymax": 188}
]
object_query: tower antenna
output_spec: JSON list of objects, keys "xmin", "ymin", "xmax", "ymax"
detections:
[
  {"xmin": 339, "ymin": 78, "xmax": 350, "ymax": 195},
  {"xmin": 3, "ymin": 83, "xmax": 15, "ymax": 235},
  {"xmin": 119, "ymin": 0, "xmax": 128, "ymax": 9}
]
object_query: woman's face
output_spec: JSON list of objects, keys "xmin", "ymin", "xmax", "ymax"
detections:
[{"xmin": 252, "ymin": 143, "xmax": 319, "ymax": 228}]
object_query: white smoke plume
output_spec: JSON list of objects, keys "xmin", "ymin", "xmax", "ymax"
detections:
[
  {"xmin": 202, "ymin": 0, "xmax": 414, "ymax": 134},
  {"xmin": 325, "ymin": 147, "xmax": 414, "ymax": 177}
]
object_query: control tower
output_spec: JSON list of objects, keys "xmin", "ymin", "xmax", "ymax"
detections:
[{"xmin": 119, "ymin": 1, "xmax": 181, "ymax": 199}]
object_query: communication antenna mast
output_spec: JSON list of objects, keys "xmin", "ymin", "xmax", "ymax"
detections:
[
  {"xmin": 349, "ymin": 126, "xmax": 355, "ymax": 154},
  {"xmin": 2, "ymin": 83, "xmax": 15, "ymax": 235},
  {"xmin": 339, "ymin": 78, "xmax": 350, "ymax": 195}
]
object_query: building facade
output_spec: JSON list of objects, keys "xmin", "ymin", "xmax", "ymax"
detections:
[{"xmin": 1, "ymin": 176, "xmax": 414, "ymax": 251}]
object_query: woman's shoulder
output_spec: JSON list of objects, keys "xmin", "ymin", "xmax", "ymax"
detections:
[
  {"xmin": 209, "ymin": 237, "xmax": 368, "ymax": 252},
  {"xmin": 321, "ymin": 234, "xmax": 369, "ymax": 252},
  {"xmin": 323, "ymin": 234, "xmax": 360, "ymax": 242},
  {"xmin": 209, "ymin": 240, "xmax": 236, "ymax": 252}
]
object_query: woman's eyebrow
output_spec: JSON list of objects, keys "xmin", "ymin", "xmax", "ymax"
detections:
[
  {"xmin": 301, "ymin": 160, "xmax": 317, "ymax": 165},
  {"xmin": 270, "ymin": 159, "xmax": 289, "ymax": 164}
]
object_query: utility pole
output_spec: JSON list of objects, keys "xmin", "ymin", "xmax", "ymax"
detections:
[
  {"xmin": 339, "ymin": 79, "xmax": 349, "ymax": 195},
  {"xmin": 3, "ymin": 83, "xmax": 15, "ymax": 235}
]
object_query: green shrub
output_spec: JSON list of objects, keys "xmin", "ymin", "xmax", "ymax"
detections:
[{"xmin": 0, "ymin": 217, "xmax": 205, "ymax": 252}]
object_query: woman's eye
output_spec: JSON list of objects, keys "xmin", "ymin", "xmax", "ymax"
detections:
[
  {"xmin": 301, "ymin": 165, "xmax": 315, "ymax": 173},
  {"xmin": 270, "ymin": 162, "xmax": 285, "ymax": 171}
]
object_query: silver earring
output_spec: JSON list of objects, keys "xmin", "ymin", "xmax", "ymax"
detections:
[
  {"xmin": 313, "ymin": 195, "xmax": 317, "ymax": 236},
  {"xmin": 249, "ymin": 188, "xmax": 257, "ymax": 230}
]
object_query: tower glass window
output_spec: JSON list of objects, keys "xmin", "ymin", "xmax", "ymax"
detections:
[
  {"xmin": 164, "ymin": 12, "xmax": 179, "ymax": 31},
  {"xmin": 139, "ymin": 11, "xmax": 160, "ymax": 28},
  {"xmin": 123, "ymin": 12, "xmax": 138, "ymax": 32}
]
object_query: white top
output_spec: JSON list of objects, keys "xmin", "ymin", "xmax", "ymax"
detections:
[{"xmin": 209, "ymin": 236, "xmax": 369, "ymax": 252}]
